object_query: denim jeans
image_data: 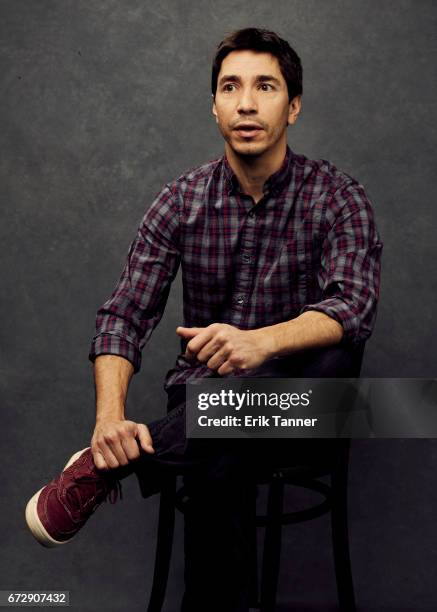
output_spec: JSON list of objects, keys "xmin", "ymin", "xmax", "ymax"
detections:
[{"xmin": 133, "ymin": 342, "xmax": 364, "ymax": 611}]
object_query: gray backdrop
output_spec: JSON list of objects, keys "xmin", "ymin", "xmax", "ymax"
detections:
[{"xmin": 1, "ymin": 1, "xmax": 436, "ymax": 610}]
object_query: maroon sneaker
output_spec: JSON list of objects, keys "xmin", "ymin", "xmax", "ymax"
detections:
[{"xmin": 25, "ymin": 447, "xmax": 124, "ymax": 547}]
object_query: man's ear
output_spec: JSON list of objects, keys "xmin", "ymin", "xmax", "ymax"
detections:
[
  {"xmin": 212, "ymin": 94, "xmax": 219, "ymax": 124},
  {"xmin": 287, "ymin": 95, "xmax": 302, "ymax": 126}
]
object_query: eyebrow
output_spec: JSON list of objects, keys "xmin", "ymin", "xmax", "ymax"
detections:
[{"xmin": 218, "ymin": 74, "xmax": 282, "ymax": 87}]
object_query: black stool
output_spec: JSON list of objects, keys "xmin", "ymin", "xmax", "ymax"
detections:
[
  {"xmin": 145, "ymin": 437, "xmax": 356, "ymax": 611},
  {"xmin": 145, "ymin": 342, "xmax": 365, "ymax": 611}
]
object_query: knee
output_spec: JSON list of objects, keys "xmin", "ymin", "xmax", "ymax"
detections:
[{"xmin": 299, "ymin": 341, "xmax": 365, "ymax": 377}]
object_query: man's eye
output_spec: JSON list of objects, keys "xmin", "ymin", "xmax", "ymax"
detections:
[{"xmin": 221, "ymin": 83, "xmax": 274, "ymax": 93}]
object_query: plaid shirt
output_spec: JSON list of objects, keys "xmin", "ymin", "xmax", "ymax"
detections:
[{"xmin": 89, "ymin": 145, "xmax": 382, "ymax": 390}]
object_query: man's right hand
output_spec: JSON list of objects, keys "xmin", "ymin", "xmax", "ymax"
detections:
[{"xmin": 91, "ymin": 419, "xmax": 155, "ymax": 471}]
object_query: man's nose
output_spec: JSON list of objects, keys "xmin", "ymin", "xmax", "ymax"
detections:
[{"xmin": 236, "ymin": 88, "xmax": 257, "ymax": 113}]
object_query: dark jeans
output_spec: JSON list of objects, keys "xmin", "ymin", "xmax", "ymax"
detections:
[{"xmin": 132, "ymin": 342, "xmax": 364, "ymax": 612}]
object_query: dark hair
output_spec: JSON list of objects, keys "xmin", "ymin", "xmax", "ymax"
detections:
[{"xmin": 211, "ymin": 28, "xmax": 302, "ymax": 102}]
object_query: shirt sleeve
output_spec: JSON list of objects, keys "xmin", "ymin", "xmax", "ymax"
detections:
[
  {"xmin": 300, "ymin": 180, "xmax": 383, "ymax": 343},
  {"xmin": 88, "ymin": 182, "xmax": 181, "ymax": 373}
]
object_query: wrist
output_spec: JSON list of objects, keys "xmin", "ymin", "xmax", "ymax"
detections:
[
  {"xmin": 95, "ymin": 405, "xmax": 125, "ymax": 424},
  {"xmin": 254, "ymin": 327, "xmax": 278, "ymax": 361}
]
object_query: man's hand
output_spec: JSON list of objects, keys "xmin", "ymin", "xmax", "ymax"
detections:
[
  {"xmin": 91, "ymin": 419, "xmax": 154, "ymax": 471},
  {"xmin": 176, "ymin": 323, "xmax": 275, "ymax": 375}
]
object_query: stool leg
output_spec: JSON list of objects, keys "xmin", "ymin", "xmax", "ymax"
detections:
[
  {"xmin": 147, "ymin": 474, "xmax": 177, "ymax": 612},
  {"xmin": 260, "ymin": 477, "xmax": 284, "ymax": 612},
  {"xmin": 331, "ymin": 444, "xmax": 356, "ymax": 612},
  {"xmin": 250, "ymin": 503, "xmax": 259, "ymax": 608}
]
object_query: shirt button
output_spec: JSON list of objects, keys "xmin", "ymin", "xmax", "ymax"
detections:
[
  {"xmin": 236, "ymin": 296, "xmax": 245, "ymax": 305},
  {"xmin": 242, "ymin": 254, "xmax": 251, "ymax": 263},
  {"xmin": 248, "ymin": 210, "xmax": 255, "ymax": 218}
]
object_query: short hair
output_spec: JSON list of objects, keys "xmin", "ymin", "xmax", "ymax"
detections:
[{"xmin": 211, "ymin": 27, "xmax": 303, "ymax": 102}]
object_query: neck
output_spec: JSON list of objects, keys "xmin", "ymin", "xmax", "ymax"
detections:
[{"xmin": 225, "ymin": 137, "xmax": 287, "ymax": 203}]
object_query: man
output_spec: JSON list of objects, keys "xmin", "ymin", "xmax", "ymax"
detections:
[{"xmin": 25, "ymin": 28, "xmax": 382, "ymax": 611}]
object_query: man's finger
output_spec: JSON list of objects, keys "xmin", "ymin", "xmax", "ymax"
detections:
[
  {"xmin": 93, "ymin": 449, "xmax": 108, "ymax": 470},
  {"xmin": 186, "ymin": 328, "xmax": 215, "ymax": 357},
  {"xmin": 97, "ymin": 444, "xmax": 120, "ymax": 469},
  {"xmin": 120, "ymin": 435, "xmax": 141, "ymax": 461},
  {"xmin": 176, "ymin": 326, "xmax": 205, "ymax": 360},
  {"xmin": 217, "ymin": 360, "xmax": 235, "ymax": 376},
  {"xmin": 176, "ymin": 326, "xmax": 202, "ymax": 337},
  {"xmin": 105, "ymin": 437, "xmax": 129, "ymax": 466},
  {"xmin": 206, "ymin": 344, "xmax": 231, "ymax": 370},
  {"xmin": 136, "ymin": 423, "xmax": 155, "ymax": 454},
  {"xmin": 196, "ymin": 336, "xmax": 223, "ymax": 363}
]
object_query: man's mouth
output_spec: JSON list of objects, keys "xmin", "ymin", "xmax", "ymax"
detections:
[{"xmin": 233, "ymin": 123, "xmax": 264, "ymax": 138}]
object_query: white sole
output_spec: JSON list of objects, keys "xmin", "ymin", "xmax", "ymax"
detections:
[{"xmin": 25, "ymin": 447, "xmax": 91, "ymax": 548}]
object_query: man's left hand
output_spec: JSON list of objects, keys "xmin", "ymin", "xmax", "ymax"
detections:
[{"xmin": 176, "ymin": 323, "xmax": 275, "ymax": 375}]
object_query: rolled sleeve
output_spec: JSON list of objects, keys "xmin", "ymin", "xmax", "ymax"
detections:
[
  {"xmin": 89, "ymin": 333, "xmax": 141, "ymax": 373},
  {"xmin": 88, "ymin": 182, "xmax": 181, "ymax": 373},
  {"xmin": 300, "ymin": 181, "xmax": 383, "ymax": 343}
]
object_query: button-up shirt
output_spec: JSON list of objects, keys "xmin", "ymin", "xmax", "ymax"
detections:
[{"xmin": 89, "ymin": 145, "xmax": 383, "ymax": 391}]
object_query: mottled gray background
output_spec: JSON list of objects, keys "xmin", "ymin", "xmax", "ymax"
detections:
[{"xmin": 1, "ymin": 1, "xmax": 436, "ymax": 610}]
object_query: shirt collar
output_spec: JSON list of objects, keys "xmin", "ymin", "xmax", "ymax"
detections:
[{"xmin": 222, "ymin": 144, "xmax": 294, "ymax": 197}]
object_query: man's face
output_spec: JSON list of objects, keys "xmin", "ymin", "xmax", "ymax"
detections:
[{"xmin": 212, "ymin": 49, "xmax": 301, "ymax": 157}]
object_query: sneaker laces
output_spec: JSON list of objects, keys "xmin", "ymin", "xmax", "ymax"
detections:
[{"xmin": 61, "ymin": 472, "xmax": 123, "ymax": 519}]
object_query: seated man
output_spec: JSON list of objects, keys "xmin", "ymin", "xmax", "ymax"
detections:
[{"xmin": 25, "ymin": 27, "xmax": 382, "ymax": 612}]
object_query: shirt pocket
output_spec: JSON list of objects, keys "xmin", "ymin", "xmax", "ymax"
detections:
[
  {"xmin": 258, "ymin": 239, "xmax": 305, "ymax": 319},
  {"xmin": 263, "ymin": 235, "xmax": 323, "ymax": 316}
]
